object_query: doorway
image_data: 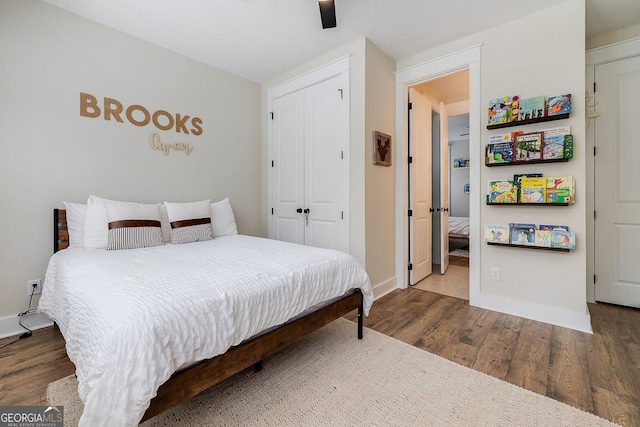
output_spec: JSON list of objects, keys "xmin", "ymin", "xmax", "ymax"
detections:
[
  {"xmin": 394, "ymin": 46, "xmax": 481, "ymax": 304},
  {"xmin": 408, "ymin": 74, "xmax": 470, "ymax": 300}
]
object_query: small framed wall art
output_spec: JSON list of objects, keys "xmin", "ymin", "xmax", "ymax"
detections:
[{"xmin": 373, "ymin": 131, "xmax": 391, "ymax": 166}]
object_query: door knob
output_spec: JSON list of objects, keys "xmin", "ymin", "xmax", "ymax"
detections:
[{"xmin": 296, "ymin": 208, "xmax": 303, "ymax": 213}]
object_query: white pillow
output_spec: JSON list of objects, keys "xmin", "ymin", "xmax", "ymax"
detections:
[
  {"xmin": 83, "ymin": 195, "xmax": 109, "ymax": 249},
  {"xmin": 104, "ymin": 200, "xmax": 163, "ymax": 250},
  {"xmin": 63, "ymin": 201, "xmax": 87, "ymax": 247},
  {"xmin": 164, "ymin": 199, "xmax": 214, "ymax": 244},
  {"xmin": 159, "ymin": 204, "xmax": 172, "ymax": 244},
  {"xmin": 210, "ymin": 198, "xmax": 238, "ymax": 237},
  {"xmin": 83, "ymin": 195, "xmax": 162, "ymax": 249}
]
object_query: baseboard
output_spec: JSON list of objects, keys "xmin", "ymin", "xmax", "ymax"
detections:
[
  {"xmin": 371, "ymin": 277, "xmax": 397, "ymax": 301},
  {"xmin": 0, "ymin": 312, "xmax": 54, "ymax": 339},
  {"xmin": 471, "ymin": 293, "xmax": 593, "ymax": 334}
]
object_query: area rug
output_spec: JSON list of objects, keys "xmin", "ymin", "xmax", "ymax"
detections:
[{"xmin": 48, "ymin": 319, "xmax": 617, "ymax": 427}]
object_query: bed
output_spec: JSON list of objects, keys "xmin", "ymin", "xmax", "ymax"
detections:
[
  {"xmin": 448, "ymin": 216, "xmax": 470, "ymax": 241},
  {"xmin": 39, "ymin": 205, "xmax": 373, "ymax": 427}
]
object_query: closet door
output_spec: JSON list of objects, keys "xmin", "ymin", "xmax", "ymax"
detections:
[
  {"xmin": 271, "ymin": 90, "xmax": 305, "ymax": 245},
  {"xmin": 269, "ymin": 72, "xmax": 349, "ymax": 252},
  {"xmin": 304, "ymin": 74, "xmax": 349, "ymax": 252}
]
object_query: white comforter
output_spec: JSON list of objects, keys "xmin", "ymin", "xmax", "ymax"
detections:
[{"xmin": 38, "ymin": 235, "xmax": 373, "ymax": 427}]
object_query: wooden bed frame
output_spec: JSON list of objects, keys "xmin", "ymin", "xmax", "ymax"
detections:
[{"xmin": 53, "ymin": 209, "xmax": 364, "ymax": 422}]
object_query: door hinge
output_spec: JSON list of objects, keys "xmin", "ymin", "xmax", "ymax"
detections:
[
  {"xmin": 341, "ymin": 211, "xmax": 344, "ymax": 220},
  {"xmin": 341, "ymin": 150, "xmax": 344, "ymax": 159},
  {"xmin": 594, "ymin": 210, "xmax": 596, "ymax": 220},
  {"xmin": 271, "ymin": 208, "xmax": 274, "ymax": 215},
  {"xmin": 593, "ymin": 82, "xmax": 596, "ymax": 93},
  {"xmin": 271, "ymin": 160, "xmax": 274, "ymax": 167},
  {"xmin": 338, "ymin": 89, "xmax": 343, "ymax": 99},
  {"xmin": 270, "ymin": 112, "xmax": 274, "ymax": 120},
  {"xmin": 408, "ymin": 263, "xmax": 413, "ymax": 271},
  {"xmin": 594, "ymin": 274, "xmax": 596, "ymax": 284},
  {"xmin": 408, "ymin": 209, "xmax": 413, "ymax": 217},
  {"xmin": 594, "ymin": 147, "xmax": 597, "ymax": 156},
  {"xmin": 408, "ymin": 156, "xmax": 413, "ymax": 164},
  {"xmin": 408, "ymin": 102, "xmax": 413, "ymax": 111}
]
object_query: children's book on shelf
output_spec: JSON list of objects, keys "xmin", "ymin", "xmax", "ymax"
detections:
[
  {"xmin": 546, "ymin": 176, "xmax": 575, "ymax": 204},
  {"xmin": 547, "ymin": 94, "xmax": 572, "ymax": 116},
  {"xmin": 534, "ymin": 229, "xmax": 552, "ymax": 247},
  {"xmin": 510, "ymin": 223, "xmax": 536, "ymax": 246},
  {"xmin": 484, "ymin": 224, "xmax": 510, "ymax": 243},
  {"xmin": 513, "ymin": 173, "xmax": 542, "ymax": 202},
  {"xmin": 539, "ymin": 224, "xmax": 570, "ymax": 231},
  {"xmin": 515, "ymin": 132, "xmax": 543, "ymax": 161},
  {"xmin": 486, "ymin": 142, "xmax": 514, "ymax": 164},
  {"xmin": 488, "ymin": 96, "xmax": 519, "ymax": 125},
  {"xmin": 520, "ymin": 177, "xmax": 547, "ymax": 203},
  {"xmin": 488, "ymin": 180, "xmax": 518, "ymax": 203},
  {"xmin": 543, "ymin": 134, "xmax": 565, "ymax": 159},
  {"xmin": 563, "ymin": 134, "xmax": 574, "ymax": 159},
  {"xmin": 551, "ymin": 229, "xmax": 576, "ymax": 250},
  {"xmin": 517, "ymin": 96, "xmax": 546, "ymax": 121}
]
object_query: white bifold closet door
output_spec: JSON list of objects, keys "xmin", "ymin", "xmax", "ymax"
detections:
[{"xmin": 270, "ymin": 73, "xmax": 349, "ymax": 253}]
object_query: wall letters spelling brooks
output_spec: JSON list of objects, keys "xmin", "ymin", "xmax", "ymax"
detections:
[{"xmin": 79, "ymin": 92, "xmax": 201, "ymax": 156}]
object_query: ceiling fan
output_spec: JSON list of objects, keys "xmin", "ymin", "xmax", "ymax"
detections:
[{"xmin": 318, "ymin": 0, "xmax": 337, "ymax": 29}]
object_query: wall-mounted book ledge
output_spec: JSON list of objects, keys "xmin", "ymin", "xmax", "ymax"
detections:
[
  {"xmin": 486, "ymin": 242, "xmax": 571, "ymax": 252},
  {"xmin": 487, "ymin": 113, "xmax": 570, "ymax": 130},
  {"xmin": 486, "ymin": 201, "xmax": 571, "ymax": 206},
  {"xmin": 485, "ymin": 158, "xmax": 569, "ymax": 167}
]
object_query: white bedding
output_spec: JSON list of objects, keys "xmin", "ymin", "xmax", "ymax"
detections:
[
  {"xmin": 448, "ymin": 216, "xmax": 470, "ymax": 237},
  {"xmin": 38, "ymin": 235, "xmax": 373, "ymax": 427}
]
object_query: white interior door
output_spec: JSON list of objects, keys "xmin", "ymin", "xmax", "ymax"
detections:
[
  {"xmin": 409, "ymin": 88, "xmax": 433, "ymax": 285},
  {"xmin": 439, "ymin": 102, "xmax": 450, "ymax": 274},
  {"xmin": 271, "ymin": 90, "xmax": 305, "ymax": 245},
  {"xmin": 304, "ymin": 74, "xmax": 349, "ymax": 252},
  {"xmin": 594, "ymin": 55, "xmax": 640, "ymax": 308}
]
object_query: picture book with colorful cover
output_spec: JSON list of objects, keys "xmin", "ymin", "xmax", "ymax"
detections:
[
  {"xmin": 520, "ymin": 177, "xmax": 547, "ymax": 203},
  {"xmin": 517, "ymin": 96, "xmax": 546, "ymax": 121},
  {"xmin": 488, "ymin": 180, "xmax": 518, "ymax": 203},
  {"xmin": 546, "ymin": 176, "xmax": 575, "ymax": 204},
  {"xmin": 488, "ymin": 96, "xmax": 519, "ymax": 125},
  {"xmin": 484, "ymin": 224, "xmax": 510, "ymax": 243},
  {"xmin": 515, "ymin": 132, "xmax": 543, "ymax": 161},
  {"xmin": 534, "ymin": 229, "xmax": 552, "ymax": 247},
  {"xmin": 547, "ymin": 94, "xmax": 572, "ymax": 116},
  {"xmin": 539, "ymin": 224, "xmax": 570, "ymax": 231},
  {"xmin": 509, "ymin": 223, "xmax": 536, "ymax": 246},
  {"xmin": 513, "ymin": 173, "xmax": 542, "ymax": 202},
  {"xmin": 542, "ymin": 134, "xmax": 565, "ymax": 159},
  {"xmin": 552, "ymin": 229, "xmax": 576, "ymax": 250},
  {"xmin": 486, "ymin": 142, "xmax": 514, "ymax": 164}
]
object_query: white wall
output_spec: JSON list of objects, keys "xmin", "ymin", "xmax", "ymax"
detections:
[
  {"xmin": 0, "ymin": 0, "xmax": 262, "ymax": 335},
  {"xmin": 364, "ymin": 40, "xmax": 397, "ymax": 295},
  {"xmin": 450, "ymin": 140, "xmax": 470, "ymax": 217},
  {"xmin": 397, "ymin": 0, "xmax": 590, "ymax": 331}
]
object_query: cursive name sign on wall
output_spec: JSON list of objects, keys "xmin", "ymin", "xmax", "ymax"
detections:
[{"xmin": 79, "ymin": 92, "xmax": 203, "ymax": 156}]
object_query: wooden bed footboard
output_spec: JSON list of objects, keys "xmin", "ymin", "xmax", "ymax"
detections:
[{"xmin": 52, "ymin": 208, "xmax": 364, "ymax": 423}]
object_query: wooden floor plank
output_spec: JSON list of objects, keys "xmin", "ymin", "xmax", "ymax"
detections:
[
  {"xmin": 504, "ymin": 320, "xmax": 552, "ymax": 395},
  {"xmin": 547, "ymin": 327, "xmax": 594, "ymax": 413},
  {"xmin": 470, "ymin": 313, "xmax": 523, "ymax": 380}
]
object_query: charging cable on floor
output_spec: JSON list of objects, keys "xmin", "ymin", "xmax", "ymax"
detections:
[{"xmin": 0, "ymin": 285, "xmax": 37, "ymax": 350}]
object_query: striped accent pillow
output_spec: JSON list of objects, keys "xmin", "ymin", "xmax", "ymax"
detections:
[
  {"xmin": 164, "ymin": 200, "xmax": 214, "ymax": 245},
  {"xmin": 107, "ymin": 220, "xmax": 163, "ymax": 250}
]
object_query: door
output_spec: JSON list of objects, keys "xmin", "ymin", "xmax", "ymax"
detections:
[
  {"xmin": 409, "ymin": 88, "xmax": 433, "ymax": 285},
  {"xmin": 304, "ymin": 75, "xmax": 349, "ymax": 252},
  {"xmin": 439, "ymin": 102, "xmax": 450, "ymax": 274},
  {"xmin": 594, "ymin": 55, "xmax": 640, "ymax": 307},
  {"xmin": 271, "ymin": 90, "xmax": 305, "ymax": 245},
  {"xmin": 269, "ymin": 73, "xmax": 350, "ymax": 253}
]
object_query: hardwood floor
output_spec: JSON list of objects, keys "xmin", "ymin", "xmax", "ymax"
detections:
[{"xmin": 1, "ymin": 289, "xmax": 638, "ymax": 426}]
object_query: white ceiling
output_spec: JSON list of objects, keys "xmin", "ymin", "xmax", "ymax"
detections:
[{"xmin": 42, "ymin": 0, "xmax": 640, "ymax": 83}]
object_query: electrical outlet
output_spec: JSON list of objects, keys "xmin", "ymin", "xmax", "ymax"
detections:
[
  {"xmin": 490, "ymin": 267, "xmax": 501, "ymax": 281},
  {"xmin": 27, "ymin": 279, "xmax": 42, "ymax": 295}
]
